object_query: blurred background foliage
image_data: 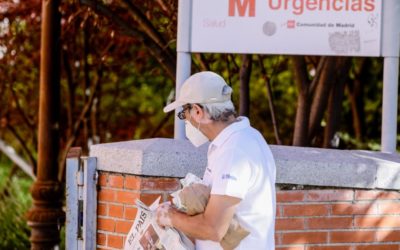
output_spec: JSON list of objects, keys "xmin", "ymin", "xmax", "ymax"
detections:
[
  {"xmin": 0, "ymin": 156, "xmax": 32, "ymax": 249},
  {"xmin": 0, "ymin": 0, "xmax": 398, "ymax": 247},
  {"xmin": 0, "ymin": 1, "xmax": 393, "ymax": 162}
]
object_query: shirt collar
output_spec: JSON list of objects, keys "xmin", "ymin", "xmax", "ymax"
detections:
[{"xmin": 209, "ymin": 116, "xmax": 250, "ymax": 150}]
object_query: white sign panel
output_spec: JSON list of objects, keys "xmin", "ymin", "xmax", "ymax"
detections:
[{"xmin": 190, "ymin": 0, "xmax": 382, "ymax": 56}]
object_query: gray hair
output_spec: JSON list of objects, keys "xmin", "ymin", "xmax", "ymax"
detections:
[{"xmin": 202, "ymin": 101, "xmax": 236, "ymax": 122}]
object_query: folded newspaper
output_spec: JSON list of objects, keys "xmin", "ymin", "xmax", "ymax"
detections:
[
  {"xmin": 123, "ymin": 197, "xmax": 194, "ymax": 250},
  {"xmin": 171, "ymin": 173, "xmax": 250, "ymax": 250}
]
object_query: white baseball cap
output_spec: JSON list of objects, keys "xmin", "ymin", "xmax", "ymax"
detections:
[{"xmin": 163, "ymin": 71, "xmax": 232, "ymax": 113}]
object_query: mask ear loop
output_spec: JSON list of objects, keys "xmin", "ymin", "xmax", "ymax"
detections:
[
  {"xmin": 188, "ymin": 105, "xmax": 202, "ymax": 131},
  {"xmin": 197, "ymin": 121, "xmax": 201, "ymax": 131},
  {"xmin": 188, "ymin": 106, "xmax": 193, "ymax": 122}
]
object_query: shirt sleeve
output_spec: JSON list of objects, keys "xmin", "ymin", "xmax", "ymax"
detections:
[{"xmin": 210, "ymin": 147, "xmax": 253, "ymax": 199}]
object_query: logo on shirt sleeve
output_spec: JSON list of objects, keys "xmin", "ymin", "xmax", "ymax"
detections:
[{"xmin": 221, "ymin": 173, "xmax": 237, "ymax": 181}]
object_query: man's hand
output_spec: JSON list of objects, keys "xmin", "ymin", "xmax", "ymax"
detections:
[
  {"xmin": 156, "ymin": 195, "xmax": 241, "ymax": 242},
  {"xmin": 156, "ymin": 201, "xmax": 173, "ymax": 227},
  {"xmin": 162, "ymin": 194, "xmax": 241, "ymax": 241}
]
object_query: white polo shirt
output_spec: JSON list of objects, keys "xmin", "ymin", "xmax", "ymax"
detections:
[{"xmin": 196, "ymin": 117, "xmax": 276, "ymax": 250}]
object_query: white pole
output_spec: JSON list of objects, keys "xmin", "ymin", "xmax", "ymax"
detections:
[
  {"xmin": 175, "ymin": 0, "xmax": 192, "ymax": 139},
  {"xmin": 382, "ymin": 58, "xmax": 399, "ymax": 153},
  {"xmin": 381, "ymin": 0, "xmax": 400, "ymax": 153},
  {"xmin": 175, "ymin": 53, "xmax": 191, "ymax": 139}
]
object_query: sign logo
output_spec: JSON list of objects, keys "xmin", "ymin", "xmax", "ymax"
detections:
[
  {"xmin": 287, "ymin": 20, "xmax": 295, "ymax": 28},
  {"xmin": 229, "ymin": 0, "xmax": 256, "ymax": 17}
]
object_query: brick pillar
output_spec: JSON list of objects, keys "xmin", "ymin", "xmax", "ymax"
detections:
[{"xmin": 96, "ymin": 172, "xmax": 181, "ymax": 249}]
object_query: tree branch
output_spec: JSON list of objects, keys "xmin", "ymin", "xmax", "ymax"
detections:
[
  {"xmin": 309, "ymin": 57, "xmax": 327, "ymax": 96},
  {"xmin": 6, "ymin": 123, "xmax": 37, "ymax": 172},
  {"xmin": 259, "ymin": 56, "xmax": 282, "ymax": 145},
  {"xmin": 150, "ymin": 112, "xmax": 174, "ymax": 138},
  {"xmin": 121, "ymin": 0, "xmax": 170, "ymax": 51},
  {"xmin": 58, "ymin": 66, "xmax": 103, "ymax": 182},
  {"xmin": 62, "ymin": 48, "xmax": 75, "ymax": 139},
  {"xmin": 0, "ymin": 139, "xmax": 36, "ymax": 180},
  {"xmin": 80, "ymin": 0, "xmax": 176, "ymax": 80}
]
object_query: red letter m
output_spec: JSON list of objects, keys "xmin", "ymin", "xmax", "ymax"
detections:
[{"xmin": 229, "ymin": 0, "xmax": 256, "ymax": 17}]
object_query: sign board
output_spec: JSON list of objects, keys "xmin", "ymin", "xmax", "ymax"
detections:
[{"xmin": 190, "ymin": 0, "xmax": 382, "ymax": 56}]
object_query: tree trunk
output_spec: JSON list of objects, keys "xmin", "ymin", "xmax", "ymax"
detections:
[
  {"xmin": 292, "ymin": 56, "xmax": 311, "ymax": 146},
  {"xmin": 323, "ymin": 58, "xmax": 351, "ymax": 148},
  {"xmin": 239, "ymin": 54, "xmax": 252, "ymax": 117},
  {"xmin": 347, "ymin": 58, "xmax": 368, "ymax": 141},
  {"xmin": 308, "ymin": 57, "xmax": 337, "ymax": 142}
]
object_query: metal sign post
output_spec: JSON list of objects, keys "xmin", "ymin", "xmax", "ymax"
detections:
[
  {"xmin": 174, "ymin": 0, "xmax": 192, "ymax": 139},
  {"xmin": 381, "ymin": 0, "xmax": 400, "ymax": 153}
]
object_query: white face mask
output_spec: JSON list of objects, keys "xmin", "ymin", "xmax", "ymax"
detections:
[{"xmin": 185, "ymin": 120, "xmax": 209, "ymax": 147}]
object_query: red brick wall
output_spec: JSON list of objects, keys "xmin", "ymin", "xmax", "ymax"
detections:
[
  {"xmin": 276, "ymin": 189, "xmax": 400, "ymax": 250},
  {"xmin": 97, "ymin": 172, "xmax": 181, "ymax": 249},
  {"xmin": 97, "ymin": 172, "xmax": 400, "ymax": 250}
]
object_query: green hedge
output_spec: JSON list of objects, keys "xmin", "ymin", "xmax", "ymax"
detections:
[{"xmin": 0, "ymin": 165, "xmax": 32, "ymax": 249}]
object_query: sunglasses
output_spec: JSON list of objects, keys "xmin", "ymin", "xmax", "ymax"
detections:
[
  {"xmin": 177, "ymin": 104, "xmax": 192, "ymax": 120},
  {"xmin": 177, "ymin": 104, "xmax": 203, "ymax": 120}
]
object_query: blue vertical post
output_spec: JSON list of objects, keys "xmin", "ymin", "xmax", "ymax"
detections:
[
  {"xmin": 175, "ymin": 0, "xmax": 193, "ymax": 139},
  {"xmin": 381, "ymin": 0, "xmax": 400, "ymax": 153}
]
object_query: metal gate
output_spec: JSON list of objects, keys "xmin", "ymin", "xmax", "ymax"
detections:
[{"xmin": 66, "ymin": 148, "xmax": 98, "ymax": 250}]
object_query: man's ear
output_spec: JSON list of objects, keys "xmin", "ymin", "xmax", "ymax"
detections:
[
  {"xmin": 193, "ymin": 104, "xmax": 201, "ymax": 115},
  {"xmin": 192, "ymin": 104, "xmax": 204, "ymax": 120}
]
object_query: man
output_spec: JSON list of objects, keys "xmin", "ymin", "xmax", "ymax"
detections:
[{"xmin": 157, "ymin": 71, "xmax": 276, "ymax": 250}]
